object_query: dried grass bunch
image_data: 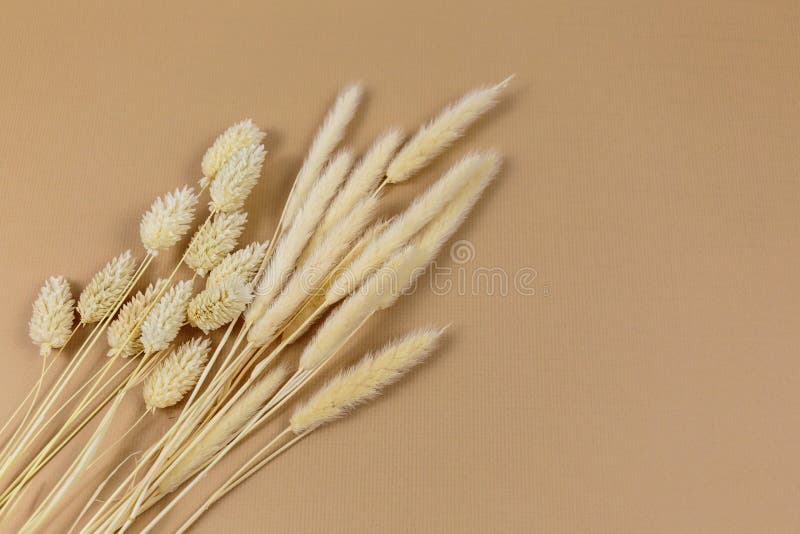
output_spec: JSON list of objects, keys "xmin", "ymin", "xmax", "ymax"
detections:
[{"xmin": 0, "ymin": 77, "xmax": 510, "ymax": 532}]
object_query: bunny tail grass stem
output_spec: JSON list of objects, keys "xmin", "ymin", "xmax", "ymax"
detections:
[
  {"xmin": 139, "ymin": 310, "xmax": 375, "ymax": 532},
  {"xmin": 123, "ymin": 337, "xmax": 257, "ymax": 524},
  {"xmin": 0, "ymin": 358, "xmax": 136, "ymax": 513},
  {"xmin": 176, "ymin": 428, "xmax": 305, "ymax": 533},
  {"xmin": 0, "ymin": 254, "xmax": 152, "ymax": 484},
  {"xmin": 68, "ymin": 451, "xmax": 139, "ymax": 534},
  {"xmin": 20, "ymin": 391, "xmax": 124, "ymax": 533},
  {"xmin": 0, "ymin": 347, "xmax": 137, "ymax": 496},
  {"xmin": 87, "ymin": 410, "xmax": 148, "ymax": 470},
  {"xmin": 0, "ymin": 353, "xmax": 55, "ymax": 459}
]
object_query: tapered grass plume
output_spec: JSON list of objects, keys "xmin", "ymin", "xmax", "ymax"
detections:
[
  {"xmin": 306, "ymin": 129, "xmax": 402, "ymax": 253},
  {"xmin": 283, "ymin": 84, "xmax": 363, "ymax": 226},
  {"xmin": 248, "ymin": 194, "xmax": 378, "ymax": 346},
  {"xmin": 247, "ymin": 151, "xmax": 352, "ymax": 326},
  {"xmin": 76, "ymin": 250, "xmax": 137, "ymax": 324},
  {"xmin": 327, "ymin": 153, "xmax": 491, "ymax": 303},
  {"xmin": 386, "ymin": 76, "xmax": 511, "ymax": 183}
]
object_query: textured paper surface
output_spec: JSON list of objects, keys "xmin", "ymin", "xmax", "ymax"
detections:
[{"xmin": 0, "ymin": 1, "xmax": 798, "ymax": 532}]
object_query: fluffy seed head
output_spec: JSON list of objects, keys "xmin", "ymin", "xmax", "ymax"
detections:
[
  {"xmin": 386, "ymin": 77, "xmax": 511, "ymax": 183},
  {"xmin": 247, "ymin": 151, "xmax": 351, "ymax": 325},
  {"xmin": 291, "ymin": 327, "xmax": 444, "ymax": 433},
  {"xmin": 185, "ymin": 211, "xmax": 248, "ymax": 277},
  {"xmin": 300, "ymin": 245, "xmax": 424, "ymax": 371},
  {"xmin": 206, "ymin": 241, "xmax": 268, "ymax": 289},
  {"xmin": 107, "ymin": 279, "xmax": 169, "ymax": 358},
  {"xmin": 201, "ymin": 119, "xmax": 266, "ymax": 185},
  {"xmin": 283, "ymin": 84, "xmax": 363, "ymax": 226},
  {"xmin": 158, "ymin": 364, "xmax": 288, "ymax": 494},
  {"xmin": 188, "ymin": 276, "xmax": 253, "ymax": 334},
  {"xmin": 140, "ymin": 186, "xmax": 200, "ymax": 255},
  {"xmin": 209, "ymin": 143, "xmax": 267, "ymax": 213},
  {"xmin": 248, "ymin": 194, "xmax": 378, "ymax": 347},
  {"xmin": 77, "ymin": 250, "xmax": 137, "ymax": 324},
  {"xmin": 140, "ymin": 280, "xmax": 194, "ymax": 354},
  {"xmin": 415, "ymin": 153, "xmax": 501, "ymax": 259},
  {"xmin": 306, "ymin": 129, "xmax": 402, "ymax": 253},
  {"xmin": 327, "ymin": 154, "xmax": 489, "ymax": 303},
  {"xmin": 29, "ymin": 276, "xmax": 75, "ymax": 357},
  {"xmin": 143, "ymin": 337, "xmax": 212, "ymax": 411}
]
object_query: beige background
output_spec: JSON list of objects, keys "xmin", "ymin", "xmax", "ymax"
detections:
[{"xmin": 0, "ymin": 1, "xmax": 798, "ymax": 532}]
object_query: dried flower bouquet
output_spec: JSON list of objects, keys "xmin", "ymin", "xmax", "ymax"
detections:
[{"xmin": 0, "ymin": 77, "xmax": 511, "ymax": 532}]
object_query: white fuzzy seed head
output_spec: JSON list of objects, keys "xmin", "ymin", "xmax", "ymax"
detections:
[
  {"xmin": 143, "ymin": 337, "xmax": 212, "ymax": 411},
  {"xmin": 386, "ymin": 77, "xmax": 511, "ymax": 183},
  {"xmin": 290, "ymin": 327, "xmax": 444, "ymax": 433},
  {"xmin": 185, "ymin": 211, "xmax": 248, "ymax": 277},
  {"xmin": 188, "ymin": 276, "xmax": 253, "ymax": 334},
  {"xmin": 29, "ymin": 276, "xmax": 75, "ymax": 357},
  {"xmin": 140, "ymin": 186, "xmax": 200, "ymax": 255},
  {"xmin": 209, "ymin": 143, "xmax": 267, "ymax": 213},
  {"xmin": 283, "ymin": 84, "xmax": 363, "ymax": 226},
  {"xmin": 140, "ymin": 280, "xmax": 194, "ymax": 354},
  {"xmin": 206, "ymin": 241, "xmax": 268, "ymax": 289},
  {"xmin": 77, "ymin": 250, "xmax": 137, "ymax": 324},
  {"xmin": 201, "ymin": 119, "xmax": 266, "ymax": 185},
  {"xmin": 107, "ymin": 279, "xmax": 169, "ymax": 358}
]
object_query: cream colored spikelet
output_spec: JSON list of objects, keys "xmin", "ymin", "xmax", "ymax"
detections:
[
  {"xmin": 140, "ymin": 280, "xmax": 194, "ymax": 354},
  {"xmin": 283, "ymin": 84, "xmax": 363, "ymax": 226},
  {"xmin": 140, "ymin": 186, "xmax": 200, "ymax": 255},
  {"xmin": 209, "ymin": 143, "xmax": 266, "ymax": 213},
  {"xmin": 290, "ymin": 327, "xmax": 444, "ymax": 433},
  {"xmin": 386, "ymin": 77, "xmax": 511, "ymax": 183},
  {"xmin": 185, "ymin": 211, "xmax": 248, "ymax": 277},
  {"xmin": 415, "ymin": 153, "xmax": 501, "ymax": 259},
  {"xmin": 188, "ymin": 277, "xmax": 253, "ymax": 334},
  {"xmin": 158, "ymin": 365, "xmax": 288, "ymax": 495},
  {"xmin": 107, "ymin": 279, "xmax": 169, "ymax": 357},
  {"xmin": 246, "ymin": 151, "xmax": 352, "ymax": 325},
  {"xmin": 327, "ymin": 154, "xmax": 489, "ymax": 303},
  {"xmin": 300, "ymin": 245, "xmax": 425, "ymax": 372},
  {"xmin": 143, "ymin": 337, "xmax": 212, "ymax": 411},
  {"xmin": 306, "ymin": 129, "xmax": 402, "ymax": 253},
  {"xmin": 201, "ymin": 119, "xmax": 266, "ymax": 185},
  {"xmin": 28, "ymin": 276, "xmax": 75, "ymax": 357},
  {"xmin": 206, "ymin": 241, "xmax": 268, "ymax": 289},
  {"xmin": 76, "ymin": 250, "xmax": 137, "ymax": 324},
  {"xmin": 247, "ymin": 194, "xmax": 378, "ymax": 346}
]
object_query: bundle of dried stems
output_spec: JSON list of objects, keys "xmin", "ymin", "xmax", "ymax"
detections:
[{"xmin": 0, "ymin": 77, "xmax": 511, "ymax": 532}]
